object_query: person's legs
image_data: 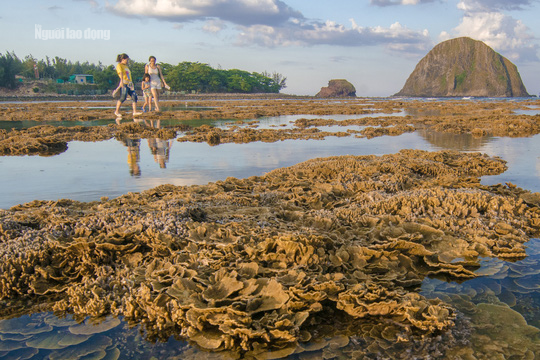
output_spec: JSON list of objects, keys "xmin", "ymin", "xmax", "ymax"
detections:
[
  {"xmin": 115, "ymin": 101, "xmax": 122, "ymax": 117},
  {"xmin": 129, "ymin": 88, "xmax": 141, "ymax": 116},
  {"xmin": 115, "ymin": 86, "xmax": 127, "ymax": 117},
  {"xmin": 151, "ymin": 88, "xmax": 160, "ymax": 111},
  {"xmin": 143, "ymin": 95, "xmax": 151, "ymax": 111}
]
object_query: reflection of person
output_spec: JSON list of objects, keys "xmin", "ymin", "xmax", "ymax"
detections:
[
  {"xmin": 124, "ymin": 138, "xmax": 141, "ymax": 176},
  {"xmin": 145, "ymin": 56, "xmax": 170, "ymax": 112},
  {"xmin": 141, "ymin": 73, "xmax": 152, "ymax": 113},
  {"xmin": 154, "ymin": 138, "xmax": 172, "ymax": 168},
  {"xmin": 114, "ymin": 53, "xmax": 142, "ymax": 118},
  {"xmin": 146, "ymin": 119, "xmax": 172, "ymax": 168}
]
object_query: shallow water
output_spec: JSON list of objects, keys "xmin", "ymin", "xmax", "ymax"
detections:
[{"xmin": 0, "ymin": 122, "xmax": 539, "ymax": 210}]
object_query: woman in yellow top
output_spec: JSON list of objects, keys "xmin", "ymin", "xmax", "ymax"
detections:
[{"xmin": 114, "ymin": 53, "xmax": 142, "ymax": 118}]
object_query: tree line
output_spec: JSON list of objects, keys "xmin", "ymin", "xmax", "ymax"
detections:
[{"xmin": 0, "ymin": 52, "xmax": 287, "ymax": 93}]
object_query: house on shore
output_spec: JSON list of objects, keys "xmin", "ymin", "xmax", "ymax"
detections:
[{"xmin": 69, "ymin": 74, "xmax": 94, "ymax": 84}]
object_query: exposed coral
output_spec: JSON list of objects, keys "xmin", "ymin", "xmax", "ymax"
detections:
[
  {"xmin": 1, "ymin": 150, "xmax": 539, "ymax": 358},
  {"xmin": 1, "ymin": 98, "xmax": 539, "ymax": 155},
  {"xmin": 0, "ymin": 122, "xmax": 186, "ymax": 156}
]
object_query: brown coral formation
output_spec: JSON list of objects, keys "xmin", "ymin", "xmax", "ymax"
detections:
[
  {"xmin": 1, "ymin": 98, "xmax": 539, "ymax": 155},
  {"xmin": 1, "ymin": 150, "xmax": 540, "ymax": 358},
  {"xmin": 0, "ymin": 122, "xmax": 186, "ymax": 156}
]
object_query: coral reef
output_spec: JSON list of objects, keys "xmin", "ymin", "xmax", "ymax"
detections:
[
  {"xmin": 1, "ymin": 150, "xmax": 539, "ymax": 358},
  {"xmin": 1, "ymin": 98, "xmax": 539, "ymax": 155},
  {"xmin": 0, "ymin": 122, "xmax": 185, "ymax": 156}
]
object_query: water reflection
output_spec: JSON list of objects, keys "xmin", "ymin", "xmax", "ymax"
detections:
[
  {"xmin": 116, "ymin": 119, "xmax": 175, "ymax": 174},
  {"xmin": 2, "ymin": 130, "xmax": 540, "ymax": 210},
  {"xmin": 146, "ymin": 120, "xmax": 173, "ymax": 169},
  {"xmin": 417, "ymin": 128, "xmax": 494, "ymax": 151},
  {"xmin": 122, "ymin": 138, "xmax": 141, "ymax": 176}
]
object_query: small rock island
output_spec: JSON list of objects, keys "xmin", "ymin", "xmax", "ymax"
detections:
[
  {"xmin": 395, "ymin": 37, "xmax": 529, "ymax": 98},
  {"xmin": 316, "ymin": 79, "xmax": 356, "ymax": 97}
]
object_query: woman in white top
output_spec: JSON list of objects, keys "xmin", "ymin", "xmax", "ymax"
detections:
[{"xmin": 144, "ymin": 56, "xmax": 170, "ymax": 112}]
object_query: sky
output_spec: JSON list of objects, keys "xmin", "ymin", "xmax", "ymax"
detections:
[{"xmin": 1, "ymin": 0, "xmax": 539, "ymax": 96}]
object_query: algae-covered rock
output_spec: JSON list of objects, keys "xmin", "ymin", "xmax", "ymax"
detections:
[
  {"xmin": 316, "ymin": 79, "xmax": 356, "ymax": 98},
  {"xmin": 396, "ymin": 37, "xmax": 529, "ymax": 97}
]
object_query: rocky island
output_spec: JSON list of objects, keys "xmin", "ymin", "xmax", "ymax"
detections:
[
  {"xmin": 316, "ymin": 79, "xmax": 356, "ymax": 97},
  {"xmin": 395, "ymin": 37, "xmax": 529, "ymax": 98}
]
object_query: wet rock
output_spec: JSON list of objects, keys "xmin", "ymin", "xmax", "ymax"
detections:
[{"xmin": 316, "ymin": 80, "xmax": 356, "ymax": 98}]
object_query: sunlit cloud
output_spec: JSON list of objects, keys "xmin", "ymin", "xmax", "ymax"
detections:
[
  {"xmin": 457, "ymin": 0, "xmax": 537, "ymax": 12},
  {"xmin": 448, "ymin": 0, "xmax": 539, "ymax": 62},
  {"xmin": 237, "ymin": 19, "xmax": 432, "ymax": 56},
  {"xmin": 203, "ymin": 19, "xmax": 227, "ymax": 33},
  {"xmin": 108, "ymin": 0, "xmax": 303, "ymax": 26},
  {"xmin": 106, "ymin": 0, "xmax": 432, "ymax": 56},
  {"xmin": 370, "ymin": 0, "xmax": 438, "ymax": 6}
]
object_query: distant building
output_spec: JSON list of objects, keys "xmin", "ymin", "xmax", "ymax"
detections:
[{"xmin": 69, "ymin": 74, "xmax": 94, "ymax": 84}]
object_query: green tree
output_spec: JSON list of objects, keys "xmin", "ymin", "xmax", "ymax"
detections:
[
  {"xmin": 53, "ymin": 57, "xmax": 71, "ymax": 81},
  {"xmin": 129, "ymin": 60, "xmax": 146, "ymax": 82},
  {"xmin": 226, "ymin": 69, "xmax": 253, "ymax": 93},
  {"xmin": 0, "ymin": 52, "xmax": 22, "ymax": 88},
  {"xmin": 21, "ymin": 55, "xmax": 38, "ymax": 79},
  {"xmin": 38, "ymin": 56, "xmax": 56, "ymax": 79},
  {"xmin": 164, "ymin": 61, "xmax": 286, "ymax": 94},
  {"xmin": 0, "ymin": 52, "xmax": 287, "ymax": 93},
  {"xmin": 90, "ymin": 64, "xmax": 118, "ymax": 91}
]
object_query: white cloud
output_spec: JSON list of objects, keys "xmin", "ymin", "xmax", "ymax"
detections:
[
  {"xmin": 108, "ymin": 0, "xmax": 303, "ymax": 26},
  {"xmin": 457, "ymin": 0, "xmax": 536, "ymax": 12},
  {"xmin": 203, "ymin": 19, "xmax": 227, "ymax": 33},
  {"xmin": 106, "ymin": 0, "xmax": 432, "ymax": 56},
  {"xmin": 370, "ymin": 0, "xmax": 437, "ymax": 6},
  {"xmin": 450, "ymin": 0, "xmax": 539, "ymax": 61},
  {"xmin": 237, "ymin": 19, "xmax": 432, "ymax": 56}
]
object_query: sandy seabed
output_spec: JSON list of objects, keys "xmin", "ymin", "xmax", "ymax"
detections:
[{"xmin": 0, "ymin": 97, "xmax": 540, "ymax": 359}]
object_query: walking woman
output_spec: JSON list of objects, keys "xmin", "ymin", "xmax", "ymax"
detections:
[
  {"xmin": 145, "ymin": 56, "xmax": 170, "ymax": 112},
  {"xmin": 114, "ymin": 53, "xmax": 142, "ymax": 118}
]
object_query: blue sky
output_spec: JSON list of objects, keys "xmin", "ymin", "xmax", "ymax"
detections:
[{"xmin": 1, "ymin": 0, "xmax": 539, "ymax": 96}]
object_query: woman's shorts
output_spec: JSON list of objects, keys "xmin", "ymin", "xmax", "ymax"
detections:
[
  {"xmin": 150, "ymin": 79, "xmax": 162, "ymax": 90},
  {"xmin": 119, "ymin": 85, "xmax": 138, "ymax": 103}
]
